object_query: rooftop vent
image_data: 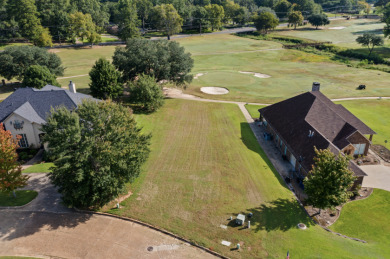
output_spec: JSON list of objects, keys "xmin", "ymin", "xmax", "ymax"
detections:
[
  {"xmin": 312, "ymin": 82, "xmax": 320, "ymax": 92},
  {"xmin": 69, "ymin": 81, "xmax": 76, "ymax": 93}
]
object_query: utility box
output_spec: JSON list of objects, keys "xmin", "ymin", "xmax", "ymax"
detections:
[{"xmin": 236, "ymin": 214, "xmax": 245, "ymax": 226}]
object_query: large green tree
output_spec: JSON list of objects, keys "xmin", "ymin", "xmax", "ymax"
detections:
[
  {"xmin": 0, "ymin": 45, "xmax": 64, "ymax": 81},
  {"xmin": 23, "ymin": 65, "xmax": 61, "ymax": 89},
  {"xmin": 116, "ymin": 0, "xmax": 140, "ymax": 40},
  {"xmin": 0, "ymin": 123, "xmax": 29, "ymax": 198},
  {"xmin": 36, "ymin": 0, "xmax": 71, "ymax": 43},
  {"xmin": 153, "ymin": 4, "xmax": 183, "ymax": 40},
  {"xmin": 68, "ymin": 12, "xmax": 101, "ymax": 45},
  {"xmin": 304, "ymin": 148, "xmax": 356, "ymax": 213},
  {"xmin": 42, "ymin": 100, "xmax": 150, "ymax": 209},
  {"xmin": 129, "ymin": 74, "xmax": 165, "ymax": 112},
  {"xmin": 288, "ymin": 10, "xmax": 304, "ymax": 29},
  {"xmin": 113, "ymin": 39, "xmax": 194, "ymax": 85},
  {"xmin": 6, "ymin": 0, "xmax": 53, "ymax": 46},
  {"xmin": 205, "ymin": 4, "xmax": 225, "ymax": 31},
  {"xmin": 356, "ymin": 33, "xmax": 384, "ymax": 57},
  {"xmin": 253, "ymin": 11, "xmax": 279, "ymax": 34},
  {"xmin": 89, "ymin": 58, "xmax": 123, "ymax": 99},
  {"xmin": 135, "ymin": 0, "xmax": 153, "ymax": 32},
  {"xmin": 307, "ymin": 13, "xmax": 330, "ymax": 29}
]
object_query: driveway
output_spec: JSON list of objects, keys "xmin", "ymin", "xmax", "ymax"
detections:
[
  {"xmin": 361, "ymin": 165, "xmax": 390, "ymax": 191},
  {"xmin": 0, "ymin": 174, "xmax": 215, "ymax": 259}
]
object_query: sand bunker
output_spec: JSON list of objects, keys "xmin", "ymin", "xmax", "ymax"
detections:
[
  {"xmin": 200, "ymin": 87, "xmax": 229, "ymax": 95},
  {"xmin": 239, "ymin": 71, "xmax": 271, "ymax": 78},
  {"xmin": 329, "ymin": 26, "xmax": 346, "ymax": 30},
  {"xmin": 194, "ymin": 73, "xmax": 206, "ymax": 79}
]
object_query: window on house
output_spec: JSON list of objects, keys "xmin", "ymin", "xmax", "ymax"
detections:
[
  {"xmin": 353, "ymin": 144, "xmax": 366, "ymax": 155},
  {"xmin": 17, "ymin": 134, "xmax": 29, "ymax": 148}
]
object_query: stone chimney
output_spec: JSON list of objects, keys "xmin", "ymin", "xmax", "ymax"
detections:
[
  {"xmin": 312, "ymin": 82, "xmax": 320, "ymax": 92},
  {"xmin": 69, "ymin": 81, "xmax": 76, "ymax": 93}
]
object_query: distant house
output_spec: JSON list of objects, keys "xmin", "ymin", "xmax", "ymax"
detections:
[
  {"xmin": 0, "ymin": 82, "xmax": 95, "ymax": 149},
  {"xmin": 259, "ymin": 83, "xmax": 376, "ymax": 187}
]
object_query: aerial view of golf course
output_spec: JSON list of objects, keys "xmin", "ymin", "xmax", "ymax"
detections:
[{"xmin": 0, "ymin": 1, "xmax": 390, "ymax": 258}]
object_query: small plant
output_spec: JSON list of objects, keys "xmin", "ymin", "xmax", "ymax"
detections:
[{"xmin": 352, "ymin": 184, "xmax": 362, "ymax": 197}]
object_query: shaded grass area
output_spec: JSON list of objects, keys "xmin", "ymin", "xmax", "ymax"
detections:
[
  {"xmin": 245, "ymin": 104, "xmax": 266, "ymax": 118},
  {"xmin": 23, "ymin": 163, "xmax": 55, "ymax": 173},
  {"xmin": 330, "ymin": 189, "xmax": 390, "ymax": 250},
  {"xmin": 104, "ymin": 99, "xmax": 388, "ymax": 258},
  {"xmin": 0, "ymin": 190, "xmax": 38, "ymax": 206},
  {"xmin": 336, "ymin": 99, "xmax": 390, "ymax": 145}
]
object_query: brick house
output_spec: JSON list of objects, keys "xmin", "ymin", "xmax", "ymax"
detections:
[{"xmin": 258, "ymin": 83, "xmax": 375, "ymax": 187}]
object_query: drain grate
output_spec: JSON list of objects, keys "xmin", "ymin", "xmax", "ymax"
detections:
[{"xmin": 147, "ymin": 246, "xmax": 154, "ymax": 252}]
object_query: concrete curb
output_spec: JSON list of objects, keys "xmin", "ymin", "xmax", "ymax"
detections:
[{"xmin": 74, "ymin": 208, "xmax": 228, "ymax": 259}]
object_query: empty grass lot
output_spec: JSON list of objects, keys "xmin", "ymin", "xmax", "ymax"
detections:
[
  {"xmin": 0, "ymin": 190, "xmax": 37, "ymax": 207},
  {"xmin": 245, "ymin": 104, "xmax": 266, "ymax": 118},
  {"xmin": 22, "ymin": 163, "xmax": 55, "ymax": 173},
  {"xmin": 104, "ymin": 99, "xmax": 389, "ymax": 258},
  {"xmin": 330, "ymin": 189, "xmax": 390, "ymax": 252}
]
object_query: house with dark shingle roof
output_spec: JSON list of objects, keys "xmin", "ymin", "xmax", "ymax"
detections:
[
  {"xmin": 259, "ymin": 83, "xmax": 375, "ymax": 187},
  {"xmin": 0, "ymin": 83, "xmax": 96, "ymax": 149}
]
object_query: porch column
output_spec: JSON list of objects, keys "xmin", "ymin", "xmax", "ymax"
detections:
[{"xmin": 369, "ymin": 134, "xmax": 373, "ymax": 142}]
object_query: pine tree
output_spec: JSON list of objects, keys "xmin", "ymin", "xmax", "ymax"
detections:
[{"xmin": 0, "ymin": 123, "xmax": 29, "ymax": 198}]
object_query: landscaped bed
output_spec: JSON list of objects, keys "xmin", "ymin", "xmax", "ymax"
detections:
[{"xmin": 0, "ymin": 190, "xmax": 37, "ymax": 207}]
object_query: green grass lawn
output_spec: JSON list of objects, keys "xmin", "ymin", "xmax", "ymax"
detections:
[
  {"xmin": 0, "ymin": 190, "xmax": 37, "ymax": 206},
  {"xmin": 245, "ymin": 104, "xmax": 266, "ymax": 118},
  {"xmin": 54, "ymin": 45, "xmax": 118, "ymax": 92},
  {"xmin": 336, "ymin": 99, "xmax": 390, "ymax": 145},
  {"xmin": 172, "ymin": 34, "xmax": 390, "ymax": 103},
  {"xmin": 330, "ymin": 189, "xmax": 390, "ymax": 250},
  {"xmin": 274, "ymin": 18, "xmax": 387, "ymax": 48},
  {"xmin": 104, "ymin": 99, "xmax": 389, "ymax": 258},
  {"xmin": 23, "ymin": 163, "xmax": 55, "ymax": 173}
]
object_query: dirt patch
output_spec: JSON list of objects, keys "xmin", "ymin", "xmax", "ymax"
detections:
[
  {"xmin": 239, "ymin": 71, "xmax": 271, "ymax": 78},
  {"xmin": 329, "ymin": 26, "xmax": 346, "ymax": 30},
  {"xmin": 372, "ymin": 145, "xmax": 390, "ymax": 162},
  {"xmin": 304, "ymin": 187, "xmax": 373, "ymax": 227},
  {"xmin": 200, "ymin": 87, "xmax": 229, "ymax": 95}
]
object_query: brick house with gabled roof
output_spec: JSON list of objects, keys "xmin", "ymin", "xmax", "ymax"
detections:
[{"xmin": 259, "ymin": 83, "xmax": 375, "ymax": 187}]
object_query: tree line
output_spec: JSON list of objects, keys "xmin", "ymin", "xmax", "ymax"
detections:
[{"xmin": 0, "ymin": 0, "xmax": 368, "ymax": 46}]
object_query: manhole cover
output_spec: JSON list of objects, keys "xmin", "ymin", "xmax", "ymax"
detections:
[{"xmin": 147, "ymin": 246, "xmax": 154, "ymax": 252}]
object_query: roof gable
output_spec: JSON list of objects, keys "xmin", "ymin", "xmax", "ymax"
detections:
[{"xmin": 0, "ymin": 86, "xmax": 95, "ymax": 123}]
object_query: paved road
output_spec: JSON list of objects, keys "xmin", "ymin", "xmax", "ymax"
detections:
[
  {"xmin": 361, "ymin": 165, "xmax": 390, "ymax": 191},
  {"xmin": 0, "ymin": 174, "xmax": 216, "ymax": 259}
]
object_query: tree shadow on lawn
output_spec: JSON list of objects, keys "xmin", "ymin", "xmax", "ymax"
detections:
[
  {"xmin": 351, "ymin": 28, "xmax": 383, "ymax": 35},
  {"xmin": 230, "ymin": 198, "xmax": 315, "ymax": 232},
  {"xmin": 240, "ymin": 122, "xmax": 289, "ymax": 191},
  {"xmin": 0, "ymin": 210, "xmax": 92, "ymax": 241}
]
